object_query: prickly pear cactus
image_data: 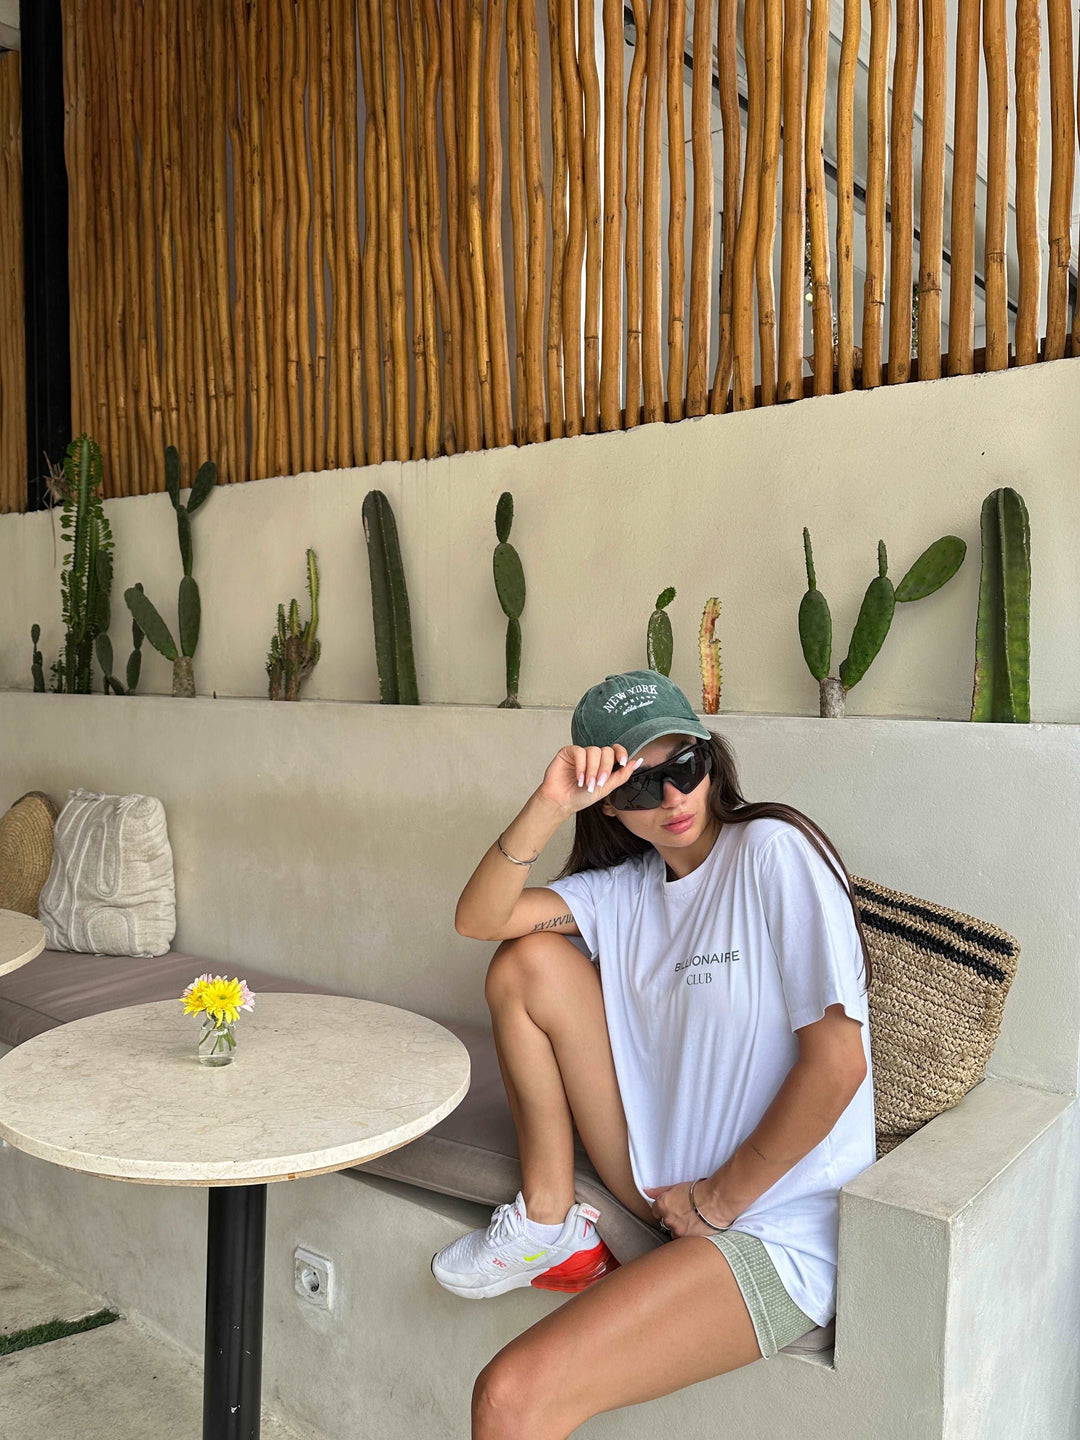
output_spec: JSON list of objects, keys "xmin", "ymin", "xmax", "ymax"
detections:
[
  {"xmin": 30, "ymin": 624, "xmax": 45, "ymax": 692},
  {"xmin": 971, "ymin": 488, "xmax": 1030, "ymax": 723},
  {"xmin": 493, "ymin": 492, "xmax": 526, "ymax": 708},
  {"xmin": 647, "ymin": 588, "xmax": 675, "ymax": 676},
  {"xmin": 363, "ymin": 490, "xmax": 419, "ymax": 704},
  {"xmin": 699, "ymin": 599, "xmax": 722, "ymax": 713},
  {"xmin": 267, "ymin": 549, "xmax": 322, "ymax": 701},
  {"xmin": 839, "ymin": 541, "xmax": 896, "ymax": 690}
]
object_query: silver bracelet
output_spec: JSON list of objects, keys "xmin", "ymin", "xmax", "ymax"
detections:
[
  {"xmin": 689, "ymin": 1178, "xmax": 729, "ymax": 1233},
  {"xmin": 496, "ymin": 832, "xmax": 540, "ymax": 866}
]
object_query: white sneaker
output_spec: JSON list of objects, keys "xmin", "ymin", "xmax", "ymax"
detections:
[{"xmin": 430, "ymin": 1192, "xmax": 619, "ymax": 1299}]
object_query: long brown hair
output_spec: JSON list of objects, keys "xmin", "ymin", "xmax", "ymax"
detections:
[{"xmin": 553, "ymin": 730, "xmax": 873, "ymax": 994}]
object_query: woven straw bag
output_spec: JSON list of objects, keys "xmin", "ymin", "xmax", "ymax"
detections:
[
  {"xmin": 0, "ymin": 791, "xmax": 61, "ymax": 918},
  {"xmin": 852, "ymin": 876, "xmax": 1020, "ymax": 1159}
]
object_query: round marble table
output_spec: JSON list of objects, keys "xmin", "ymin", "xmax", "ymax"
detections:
[
  {"xmin": 0, "ymin": 992, "xmax": 470, "ymax": 1440},
  {"xmin": 0, "ymin": 909, "xmax": 46, "ymax": 978}
]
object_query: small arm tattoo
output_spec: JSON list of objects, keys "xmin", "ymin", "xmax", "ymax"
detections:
[
  {"xmin": 532, "ymin": 913, "xmax": 573, "ymax": 933},
  {"xmin": 748, "ymin": 1140, "xmax": 768, "ymax": 1163}
]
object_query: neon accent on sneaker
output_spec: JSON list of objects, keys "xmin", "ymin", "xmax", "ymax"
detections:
[{"xmin": 531, "ymin": 1239, "xmax": 620, "ymax": 1293}]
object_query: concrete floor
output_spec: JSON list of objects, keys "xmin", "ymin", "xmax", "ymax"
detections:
[{"xmin": 0, "ymin": 1235, "xmax": 326, "ymax": 1440}]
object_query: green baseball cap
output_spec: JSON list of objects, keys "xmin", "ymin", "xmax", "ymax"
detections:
[{"xmin": 571, "ymin": 670, "xmax": 712, "ymax": 760}]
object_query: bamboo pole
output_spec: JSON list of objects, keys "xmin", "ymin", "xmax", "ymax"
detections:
[
  {"xmin": 465, "ymin": 0, "xmax": 496, "ymax": 445},
  {"xmin": 279, "ymin": 0, "xmax": 302, "ymax": 472},
  {"xmin": 197, "ymin": 2, "xmax": 224, "ymax": 475},
  {"xmin": 665, "ymin": 0, "xmax": 686, "ymax": 420},
  {"xmin": 422, "ymin": 0, "xmax": 454, "ymax": 452},
  {"xmin": 139, "ymin": 0, "xmax": 165, "ymax": 474},
  {"xmin": 887, "ymin": 0, "xmax": 917, "ymax": 384},
  {"xmin": 641, "ymin": 0, "xmax": 667, "ymax": 423},
  {"xmin": 228, "ymin": 0, "xmax": 250, "ymax": 482},
  {"xmin": 167, "ymin": 0, "xmax": 192, "ymax": 471},
  {"xmin": 438, "ymin": 0, "xmax": 466, "ymax": 451},
  {"xmin": 777, "ymin": 0, "xmax": 807, "ymax": 400},
  {"xmin": 366, "ymin": 0, "xmax": 395, "ymax": 458},
  {"xmin": 546, "ymin": 0, "xmax": 568, "ymax": 438},
  {"xmin": 293, "ymin": 0, "xmax": 316, "ymax": 471},
  {"xmin": 60, "ymin": 0, "xmax": 81, "ymax": 440},
  {"xmin": 341, "ymin": 0, "xmax": 364, "ymax": 466},
  {"xmin": 1044, "ymin": 0, "xmax": 1074, "ymax": 360},
  {"xmin": 121, "ymin": 0, "xmax": 150, "ymax": 491},
  {"xmin": 157, "ymin": 0, "xmax": 179, "ymax": 454},
  {"xmin": 1014, "ymin": 0, "xmax": 1040, "ymax": 365},
  {"xmin": 558, "ymin": 0, "xmax": 585, "ymax": 434},
  {"xmin": 918, "ymin": 0, "xmax": 945, "ymax": 379},
  {"xmin": 624, "ymin": 0, "xmax": 647, "ymax": 429},
  {"xmin": 1074, "ymin": 24, "xmax": 1080, "ymax": 354},
  {"xmin": 862, "ymin": 0, "xmax": 889, "ymax": 388},
  {"xmin": 686, "ymin": 0, "xmax": 712, "ymax": 417},
  {"xmin": 331, "ymin": 0, "xmax": 352, "ymax": 463},
  {"xmin": 756, "ymin": 0, "xmax": 781, "ymax": 405},
  {"xmin": 89, "ymin": 1, "xmax": 117, "ymax": 489},
  {"xmin": 413, "ymin": 0, "xmax": 440, "ymax": 457},
  {"xmin": 401, "ymin": 0, "xmax": 428, "ymax": 458},
  {"xmin": 506, "ymin": 0, "xmax": 529, "ymax": 444},
  {"xmin": 357, "ymin": 0, "xmax": 386, "ymax": 463},
  {"xmin": 947, "ymin": 0, "xmax": 980, "ymax": 375},
  {"xmin": 520, "ymin": 0, "xmax": 548, "ymax": 441},
  {"xmin": 709, "ymin": 0, "xmax": 739, "ymax": 412},
  {"xmin": 307, "ymin": 0, "xmax": 329, "ymax": 471},
  {"xmin": 454, "ymin": 0, "xmax": 483, "ymax": 449},
  {"xmin": 806, "ymin": 0, "xmax": 833, "ymax": 393},
  {"xmin": 248, "ymin": 0, "xmax": 272, "ymax": 478},
  {"xmin": 104, "ymin": 0, "xmax": 133, "ymax": 490},
  {"xmin": 211, "ymin": 2, "xmax": 237, "ymax": 484},
  {"xmin": 483, "ymin": 0, "xmax": 514, "ymax": 446},
  {"xmin": 733, "ymin": 0, "xmax": 765, "ymax": 410},
  {"xmin": 580, "ymin": 0, "xmax": 602, "ymax": 432},
  {"xmin": 599, "ymin": 0, "xmax": 623, "ymax": 430},
  {"xmin": 982, "ymin": 0, "xmax": 1009, "ymax": 370},
  {"xmin": 262, "ymin": 0, "xmax": 288, "ymax": 473}
]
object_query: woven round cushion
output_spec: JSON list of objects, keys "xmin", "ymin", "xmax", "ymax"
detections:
[
  {"xmin": 0, "ymin": 791, "xmax": 60, "ymax": 917},
  {"xmin": 853, "ymin": 876, "xmax": 1020, "ymax": 1160}
]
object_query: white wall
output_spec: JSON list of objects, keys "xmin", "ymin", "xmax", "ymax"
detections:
[{"xmin": 2, "ymin": 356, "xmax": 1079, "ymax": 723}]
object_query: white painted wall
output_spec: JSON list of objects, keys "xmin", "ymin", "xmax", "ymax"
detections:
[{"xmin": 2, "ymin": 357, "xmax": 1079, "ymax": 722}]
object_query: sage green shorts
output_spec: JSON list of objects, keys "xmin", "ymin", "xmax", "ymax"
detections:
[{"xmin": 703, "ymin": 1228, "xmax": 819, "ymax": 1358}]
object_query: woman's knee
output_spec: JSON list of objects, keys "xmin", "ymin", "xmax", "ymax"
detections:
[
  {"xmin": 483, "ymin": 931, "xmax": 585, "ymax": 1010},
  {"xmin": 472, "ymin": 1353, "xmax": 548, "ymax": 1439}
]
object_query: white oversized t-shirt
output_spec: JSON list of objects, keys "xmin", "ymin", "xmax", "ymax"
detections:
[{"xmin": 546, "ymin": 815, "xmax": 876, "ymax": 1326}]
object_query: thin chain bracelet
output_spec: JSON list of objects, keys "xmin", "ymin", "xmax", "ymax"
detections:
[
  {"xmin": 689, "ymin": 1178, "xmax": 729, "ymax": 1232},
  {"xmin": 496, "ymin": 832, "xmax": 540, "ymax": 866}
]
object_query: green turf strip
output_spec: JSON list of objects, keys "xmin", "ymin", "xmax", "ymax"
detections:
[{"xmin": 0, "ymin": 1308, "xmax": 121, "ymax": 1355}]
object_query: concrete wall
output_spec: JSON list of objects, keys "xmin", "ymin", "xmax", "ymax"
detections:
[{"xmin": 3, "ymin": 356, "xmax": 1079, "ymax": 722}]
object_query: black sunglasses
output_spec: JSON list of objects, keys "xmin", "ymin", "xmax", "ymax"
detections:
[{"xmin": 609, "ymin": 740, "xmax": 713, "ymax": 811}]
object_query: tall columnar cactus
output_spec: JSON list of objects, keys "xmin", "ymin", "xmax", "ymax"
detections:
[
  {"xmin": 362, "ymin": 490, "xmax": 419, "ymax": 704},
  {"xmin": 971, "ymin": 488, "xmax": 1031, "ymax": 723},
  {"xmin": 646, "ymin": 588, "xmax": 676, "ymax": 676},
  {"xmin": 699, "ymin": 598, "xmax": 722, "ymax": 713},
  {"xmin": 35, "ymin": 434, "xmax": 114, "ymax": 693},
  {"xmin": 30, "ymin": 625, "xmax": 45, "ymax": 692},
  {"xmin": 267, "ymin": 549, "xmax": 322, "ymax": 701},
  {"xmin": 800, "ymin": 527, "xmax": 966, "ymax": 717},
  {"xmin": 493, "ymin": 493, "xmax": 526, "ymax": 708},
  {"xmin": 124, "ymin": 446, "xmax": 216, "ymax": 698},
  {"xmin": 95, "ymin": 584, "xmax": 146, "ymax": 695}
]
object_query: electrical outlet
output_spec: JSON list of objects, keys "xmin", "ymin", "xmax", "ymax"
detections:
[{"xmin": 293, "ymin": 1246, "xmax": 334, "ymax": 1311}]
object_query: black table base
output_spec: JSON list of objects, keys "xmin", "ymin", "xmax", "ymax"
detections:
[{"xmin": 203, "ymin": 1183, "xmax": 268, "ymax": 1440}]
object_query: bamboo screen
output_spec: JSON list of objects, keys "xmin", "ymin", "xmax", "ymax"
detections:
[
  {"xmin": 37, "ymin": 0, "xmax": 1080, "ymax": 504},
  {"xmin": 0, "ymin": 51, "xmax": 25, "ymax": 515}
]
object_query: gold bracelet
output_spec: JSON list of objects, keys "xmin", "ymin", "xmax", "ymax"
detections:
[
  {"xmin": 689, "ymin": 1178, "xmax": 729, "ymax": 1232},
  {"xmin": 496, "ymin": 832, "xmax": 540, "ymax": 866}
]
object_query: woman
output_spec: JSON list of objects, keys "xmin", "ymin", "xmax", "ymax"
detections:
[{"xmin": 436, "ymin": 669, "xmax": 877, "ymax": 1439}]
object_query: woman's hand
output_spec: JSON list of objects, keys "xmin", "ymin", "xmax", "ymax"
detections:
[
  {"xmin": 537, "ymin": 744, "xmax": 645, "ymax": 817},
  {"xmin": 643, "ymin": 1182, "xmax": 734, "ymax": 1239}
]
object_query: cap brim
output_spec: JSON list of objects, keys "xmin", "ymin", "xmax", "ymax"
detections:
[{"xmin": 618, "ymin": 716, "xmax": 712, "ymax": 761}]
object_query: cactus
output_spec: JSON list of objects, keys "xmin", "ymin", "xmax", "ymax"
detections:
[
  {"xmin": 699, "ymin": 598, "xmax": 722, "ymax": 713},
  {"xmin": 47, "ymin": 435, "xmax": 114, "ymax": 693},
  {"xmin": 800, "ymin": 527, "xmax": 966, "ymax": 717},
  {"xmin": 646, "ymin": 587, "xmax": 676, "ymax": 676},
  {"xmin": 95, "ymin": 586, "xmax": 145, "ymax": 695},
  {"xmin": 493, "ymin": 492, "xmax": 526, "ymax": 708},
  {"xmin": 971, "ymin": 488, "xmax": 1030, "ymax": 723},
  {"xmin": 267, "ymin": 549, "xmax": 322, "ymax": 700},
  {"xmin": 362, "ymin": 490, "xmax": 419, "ymax": 704},
  {"xmin": 30, "ymin": 625, "xmax": 45, "ymax": 692},
  {"xmin": 124, "ymin": 446, "xmax": 216, "ymax": 698}
]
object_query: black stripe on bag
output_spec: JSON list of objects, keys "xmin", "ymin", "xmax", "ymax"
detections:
[
  {"xmin": 853, "ymin": 882, "xmax": 1017, "ymax": 959},
  {"xmin": 856, "ymin": 908, "xmax": 1009, "ymax": 984}
]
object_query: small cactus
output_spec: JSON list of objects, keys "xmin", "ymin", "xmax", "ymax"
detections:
[
  {"xmin": 971, "ymin": 488, "xmax": 1030, "ymax": 722},
  {"xmin": 95, "ymin": 588, "xmax": 145, "ymax": 695},
  {"xmin": 30, "ymin": 624, "xmax": 45, "ymax": 692},
  {"xmin": 699, "ymin": 599, "xmax": 722, "ymax": 713},
  {"xmin": 125, "ymin": 446, "xmax": 216, "ymax": 698},
  {"xmin": 646, "ymin": 587, "xmax": 676, "ymax": 676},
  {"xmin": 493, "ymin": 492, "xmax": 526, "ymax": 708},
  {"xmin": 267, "ymin": 549, "xmax": 322, "ymax": 701},
  {"xmin": 49, "ymin": 435, "xmax": 114, "ymax": 693},
  {"xmin": 362, "ymin": 490, "xmax": 419, "ymax": 704},
  {"xmin": 800, "ymin": 527, "xmax": 966, "ymax": 717}
]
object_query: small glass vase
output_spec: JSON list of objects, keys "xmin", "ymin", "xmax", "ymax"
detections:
[{"xmin": 198, "ymin": 1017, "xmax": 237, "ymax": 1067}]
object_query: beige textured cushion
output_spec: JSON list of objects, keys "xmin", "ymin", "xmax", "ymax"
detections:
[
  {"xmin": 0, "ymin": 791, "xmax": 59, "ymax": 917},
  {"xmin": 37, "ymin": 789, "xmax": 176, "ymax": 957}
]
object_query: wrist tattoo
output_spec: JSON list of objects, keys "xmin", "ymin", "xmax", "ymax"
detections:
[{"xmin": 532, "ymin": 913, "xmax": 573, "ymax": 933}]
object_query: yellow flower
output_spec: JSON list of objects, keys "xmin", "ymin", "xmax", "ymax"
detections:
[{"xmin": 181, "ymin": 975, "xmax": 253, "ymax": 1026}]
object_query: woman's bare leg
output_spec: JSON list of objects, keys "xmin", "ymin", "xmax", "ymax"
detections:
[{"xmin": 483, "ymin": 932, "xmax": 655, "ymax": 1227}]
